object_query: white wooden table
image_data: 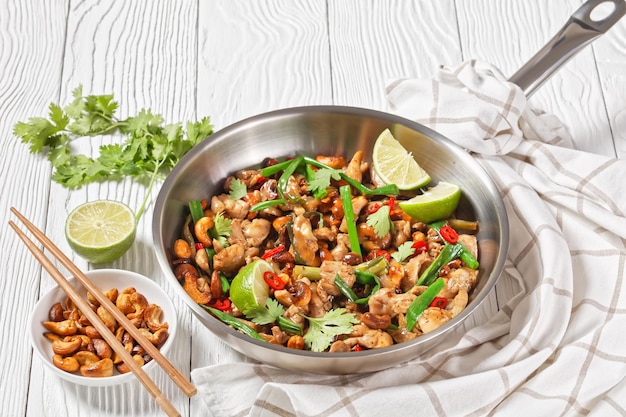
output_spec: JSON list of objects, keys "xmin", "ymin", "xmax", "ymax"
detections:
[{"xmin": 1, "ymin": 1, "xmax": 624, "ymax": 416}]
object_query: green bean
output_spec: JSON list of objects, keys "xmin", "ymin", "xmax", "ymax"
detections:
[
  {"xmin": 202, "ymin": 305, "xmax": 266, "ymax": 342},
  {"xmin": 277, "ymin": 316, "xmax": 303, "ymax": 336}
]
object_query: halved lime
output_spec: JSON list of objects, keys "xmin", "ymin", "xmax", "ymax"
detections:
[
  {"xmin": 399, "ymin": 182, "xmax": 462, "ymax": 223},
  {"xmin": 229, "ymin": 259, "xmax": 274, "ymax": 314},
  {"xmin": 372, "ymin": 128, "xmax": 431, "ymax": 190},
  {"xmin": 65, "ymin": 200, "xmax": 136, "ymax": 263}
]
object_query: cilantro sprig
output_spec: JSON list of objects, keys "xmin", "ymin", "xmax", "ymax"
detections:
[
  {"xmin": 13, "ymin": 85, "xmax": 213, "ymax": 222},
  {"xmin": 302, "ymin": 308, "xmax": 359, "ymax": 352}
]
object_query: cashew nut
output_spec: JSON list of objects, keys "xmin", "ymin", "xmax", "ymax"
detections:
[
  {"xmin": 173, "ymin": 238, "xmax": 192, "ymax": 259},
  {"xmin": 51, "ymin": 337, "xmax": 82, "ymax": 356},
  {"xmin": 138, "ymin": 328, "xmax": 169, "ymax": 347},
  {"xmin": 116, "ymin": 354, "xmax": 145, "ymax": 374},
  {"xmin": 48, "ymin": 302, "xmax": 65, "ymax": 322},
  {"xmin": 80, "ymin": 358, "xmax": 114, "ymax": 378},
  {"xmin": 73, "ymin": 350, "xmax": 100, "ymax": 367},
  {"xmin": 92, "ymin": 338, "xmax": 113, "ymax": 359},
  {"xmin": 43, "ymin": 319, "xmax": 77, "ymax": 336},
  {"xmin": 52, "ymin": 354, "xmax": 80, "ymax": 373},
  {"xmin": 143, "ymin": 304, "xmax": 168, "ymax": 332}
]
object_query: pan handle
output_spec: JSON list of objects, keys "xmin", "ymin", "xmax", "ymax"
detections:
[{"xmin": 508, "ymin": 0, "xmax": 626, "ymax": 97}]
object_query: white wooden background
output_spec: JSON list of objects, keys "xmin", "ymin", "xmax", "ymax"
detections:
[{"xmin": 0, "ymin": 0, "xmax": 624, "ymax": 416}]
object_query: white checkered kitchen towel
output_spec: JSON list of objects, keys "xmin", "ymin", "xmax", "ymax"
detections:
[{"xmin": 191, "ymin": 60, "xmax": 626, "ymax": 417}]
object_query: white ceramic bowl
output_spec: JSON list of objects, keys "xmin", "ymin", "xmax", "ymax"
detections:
[{"xmin": 29, "ymin": 269, "xmax": 177, "ymax": 387}]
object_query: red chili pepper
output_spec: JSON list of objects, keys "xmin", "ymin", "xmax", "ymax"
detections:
[
  {"xmin": 366, "ymin": 203, "xmax": 381, "ymax": 214},
  {"xmin": 371, "ymin": 249, "xmax": 391, "ymax": 262},
  {"xmin": 439, "ymin": 225, "xmax": 459, "ymax": 244},
  {"xmin": 388, "ymin": 197, "xmax": 395, "ymax": 209},
  {"xmin": 212, "ymin": 298, "xmax": 231, "ymax": 311},
  {"xmin": 195, "ymin": 242, "xmax": 205, "ymax": 250},
  {"xmin": 263, "ymin": 271, "xmax": 285, "ymax": 290},
  {"xmin": 429, "ymin": 297, "xmax": 448, "ymax": 309},
  {"xmin": 261, "ymin": 244, "xmax": 286, "ymax": 260},
  {"xmin": 352, "ymin": 344, "xmax": 363, "ymax": 352},
  {"xmin": 411, "ymin": 240, "xmax": 428, "ymax": 253}
]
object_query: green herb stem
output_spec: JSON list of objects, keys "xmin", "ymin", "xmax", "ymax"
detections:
[{"xmin": 202, "ymin": 305, "xmax": 266, "ymax": 342}]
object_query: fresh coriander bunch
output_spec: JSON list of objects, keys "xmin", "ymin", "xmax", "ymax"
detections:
[{"xmin": 13, "ymin": 85, "xmax": 213, "ymax": 262}]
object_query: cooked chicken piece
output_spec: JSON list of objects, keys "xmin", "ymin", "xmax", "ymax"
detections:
[
  {"xmin": 211, "ymin": 194, "xmax": 250, "ymax": 219},
  {"xmin": 368, "ymin": 287, "xmax": 415, "ymax": 317},
  {"xmin": 313, "ymin": 226, "xmax": 338, "ymax": 242},
  {"xmin": 380, "ymin": 261, "xmax": 404, "ymax": 289},
  {"xmin": 292, "ymin": 214, "xmax": 320, "ymax": 267},
  {"xmin": 446, "ymin": 267, "xmax": 478, "ymax": 295},
  {"xmin": 213, "ymin": 243, "xmax": 246, "ymax": 274},
  {"xmin": 259, "ymin": 178, "xmax": 278, "ymax": 201},
  {"xmin": 343, "ymin": 324, "xmax": 394, "ymax": 349},
  {"xmin": 343, "ymin": 150, "xmax": 365, "ymax": 183},
  {"xmin": 388, "ymin": 314, "xmax": 420, "ymax": 342},
  {"xmin": 318, "ymin": 261, "xmax": 355, "ymax": 297},
  {"xmin": 329, "ymin": 340, "xmax": 351, "ymax": 352},
  {"xmin": 418, "ymin": 307, "xmax": 452, "ymax": 334},
  {"xmin": 458, "ymin": 234, "xmax": 478, "ymax": 259},
  {"xmin": 400, "ymin": 251, "xmax": 431, "ymax": 291},
  {"xmin": 309, "ymin": 282, "xmax": 329, "ymax": 317},
  {"xmin": 447, "ymin": 289, "xmax": 468, "ymax": 317},
  {"xmin": 283, "ymin": 304, "xmax": 307, "ymax": 327},
  {"xmin": 330, "ymin": 233, "xmax": 350, "ymax": 261},
  {"xmin": 339, "ymin": 195, "xmax": 368, "ymax": 233},
  {"xmin": 242, "ymin": 218, "xmax": 271, "ymax": 247},
  {"xmin": 228, "ymin": 218, "xmax": 246, "ymax": 246},
  {"xmin": 392, "ymin": 220, "xmax": 411, "ymax": 248}
]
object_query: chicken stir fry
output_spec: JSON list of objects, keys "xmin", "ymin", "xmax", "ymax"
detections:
[{"xmin": 170, "ymin": 151, "xmax": 480, "ymax": 352}]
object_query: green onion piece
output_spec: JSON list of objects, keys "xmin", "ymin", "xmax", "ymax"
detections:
[
  {"xmin": 277, "ymin": 156, "xmax": 304, "ymax": 199},
  {"xmin": 355, "ymin": 255, "xmax": 388, "ymax": 276},
  {"xmin": 334, "ymin": 275, "xmax": 359, "ymax": 303},
  {"xmin": 405, "ymin": 278, "xmax": 446, "ymax": 331},
  {"xmin": 250, "ymin": 198, "xmax": 285, "ymax": 212},
  {"xmin": 354, "ymin": 269, "xmax": 378, "ymax": 285},
  {"xmin": 202, "ymin": 305, "xmax": 266, "ymax": 342},
  {"xmin": 387, "ymin": 323, "xmax": 400, "ymax": 331},
  {"xmin": 416, "ymin": 243, "xmax": 464, "ymax": 287},
  {"xmin": 219, "ymin": 272, "xmax": 230, "ymax": 294},
  {"xmin": 292, "ymin": 265, "xmax": 321, "ymax": 280},
  {"xmin": 189, "ymin": 200, "xmax": 205, "ymax": 223},
  {"xmin": 277, "ymin": 316, "xmax": 303, "ymax": 335},
  {"xmin": 429, "ymin": 222, "xmax": 479, "ymax": 270},
  {"xmin": 260, "ymin": 158, "xmax": 293, "ymax": 177},
  {"xmin": 339, "ymin": 184, "xmax": 362, "ymax": 257},
  {"xmin": 334, "ymin": 274, "xmax": 380, "ymax": 305}
]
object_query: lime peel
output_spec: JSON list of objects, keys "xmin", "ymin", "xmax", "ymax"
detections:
[
  {"xmin": 229, "ymin": 259, "xmax": 275, "ymax": 314},
  {"xmin": 399, "ymin": 182, "xmax": 462, "ymax": 223}
]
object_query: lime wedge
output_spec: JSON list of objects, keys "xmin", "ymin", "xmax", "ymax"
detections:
[
  {"xmin": 229, "ymin": 259, "xmax": 274, "ymax": 314},
  {"xmin": 372, "ymin": 128, "xmax": 431, "ymax": 190},
  {"xmin": 399, "ymin": 182, "xmax": 462, "ymax": 223},
  {"xmin": 65, "ymin": 200, "xmax": 136, "ymax": 263}
]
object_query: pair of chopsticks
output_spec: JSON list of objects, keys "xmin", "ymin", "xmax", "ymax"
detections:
[{"xmin": 9, "ymin": 207, "xmax": 196, "ymax": 417}]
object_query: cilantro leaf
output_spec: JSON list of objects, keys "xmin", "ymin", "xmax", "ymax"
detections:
[
  {"xmin": 246, "ymin": 298, "xmax": 285, "ymax": 325},
  {"xmin": 302, "ymin": 308, "xmax": 359, "ymax": 352},
  {"xmin": 210, "ymin": 211, "xmax": 232, "ymax": 247},
  {"xmin": 229, "ymin": 178, "xmax": 247, "ymax": 200},
  {"xmin": 12, "ymin": 85, "xmax": 213, "ymax": 223},
  {"xmin": 308, "ymin": 167, "xmax": 341, "ymax": 197},
  {"xmin": 391, "ymin": 241, "xmax": 416, "ymax": 263},
  {"xmin": 366, "ymin": 205, "xmax": 394, "ymax": 238}
]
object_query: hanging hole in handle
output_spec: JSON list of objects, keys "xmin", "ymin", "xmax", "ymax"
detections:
[{"xmin": 589, "ymin": 1, "xmax": 617, "ymax": 22}]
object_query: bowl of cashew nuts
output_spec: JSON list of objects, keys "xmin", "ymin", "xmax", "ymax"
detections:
[{"xmin": 29, "ymin": 269, "xmax": 177, "ymax": 386}]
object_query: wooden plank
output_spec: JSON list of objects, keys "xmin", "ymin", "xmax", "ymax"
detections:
[
  {"xmin": 25, "ymin": 1, "xmax": 198, "ymax": 415},
  {"xmin": 0, "ymin": 1, "xmax": 68, "ymax": 416},
  {"xmin": 456, "ymin": 0, "xmax": 617, "ymax": 157},
  {"xmin": 328, "ymin": 0, "xmax": 463, "ymax": 110},
  {"xmin": 197, "ymin": 0, "xmax": 332, "ymax": 131}
]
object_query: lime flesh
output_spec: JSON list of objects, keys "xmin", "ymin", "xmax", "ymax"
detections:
[
  {"xmin": 229, "ymin": 259, "xmax": 274, "ymax": 314},
  {"xmin": 372, "ymin": 128, "xmax": 431, "ymax": 190},
  {"xmin": 399, "ymin": 182, "xmax": 462, "ymax": 223},
  {"xmin": 65, "ymin": 200, "xmax": 136, "ymax": 263}
]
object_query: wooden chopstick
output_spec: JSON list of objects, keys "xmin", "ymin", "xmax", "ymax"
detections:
[{"xmin": 9, "ymin": 208, "xmax": 195, "ymax": 416}]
